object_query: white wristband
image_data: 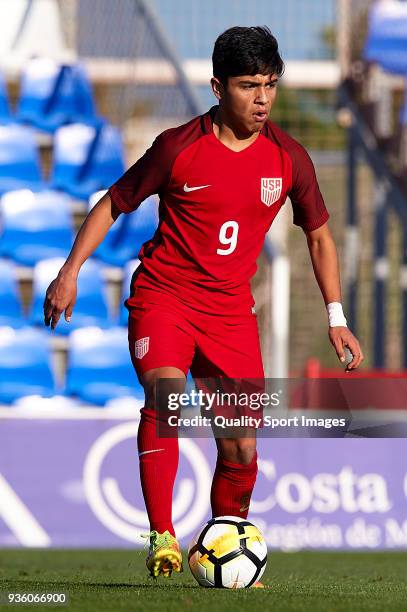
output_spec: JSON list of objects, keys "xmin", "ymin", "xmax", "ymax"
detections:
[{"xmin": 327, "ymin": 302, "xmax": 347, "ymax": 327}]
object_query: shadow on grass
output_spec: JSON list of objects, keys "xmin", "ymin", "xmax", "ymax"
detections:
[
  {"xmin": 1, "ymin": 580, "xmax": 201, "ymax": 590},
  {"xmin": 83, "ymin": 582, "xmax": 200, "ymax": 589}
]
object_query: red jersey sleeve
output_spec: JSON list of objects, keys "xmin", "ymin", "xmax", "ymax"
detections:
[
  {"xmin": 108, "ymin": 132, "xmax": 171, "ymax": 214},
  {"xmin": 288, "ymin": 143, "xmax": 329, "ymax": 231}
]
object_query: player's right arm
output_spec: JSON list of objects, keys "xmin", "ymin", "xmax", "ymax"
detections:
[
  {"xmin": 43, "ymin": 192, "xmax": 121, "ymax": 330},
  {"xmin": 43, "ymin": 131, "xmax": 173, "ymax": 329}
]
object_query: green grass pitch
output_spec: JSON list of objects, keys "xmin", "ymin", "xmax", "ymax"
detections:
[{"xmin": 1, "ymin": 550, "xmax": 407, "ymax": 612}]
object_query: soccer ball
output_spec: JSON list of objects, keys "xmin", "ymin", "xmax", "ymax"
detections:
[{"xmin": 188, "ymin": 516, "xmax": 267, "ymax": 588}]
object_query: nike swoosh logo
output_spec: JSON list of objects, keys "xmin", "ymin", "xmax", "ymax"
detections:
[
  {"xmin": 183, "ymin": 183, "xmax": 211, "ymax": 192},
  {"xmin": 138, "ymin": 448, "xmax": 165, "ymax": 456},
  {"xmin": 239, "ymin": 505, "xmax": 250, "ymax": 513}
]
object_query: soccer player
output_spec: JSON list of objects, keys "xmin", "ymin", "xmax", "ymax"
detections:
[{"xmin": 43, "ymin": 26, "xmax": 363, "ymax": 580}]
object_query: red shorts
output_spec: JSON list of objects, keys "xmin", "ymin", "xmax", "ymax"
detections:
[
  {"xmin": 127, "ymin": 288, "xmax": 264, "ymax": 428},
  {"xmin": 127, "ymin": 288, "xmax": 264, "ymax": 379}
]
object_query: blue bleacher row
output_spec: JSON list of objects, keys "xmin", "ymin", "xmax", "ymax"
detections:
[
  {"xmin": 363, "ymin": 2, "xmax": 407, "ymax": 127},
  {"xmin": 364, "ymin": 2, "xmax": 407, "ymax": 77},
  {"xmin": 0, "ymin": 57, "xmax": 125, "ymax": 200},
  {"xmin": 0, "ymin": 193, "xmax": 159, "ymax": 406},
  {"xmin": 0, "ymin": 256, "xmax": 141, "ymax": 331},
  {"xmin": 0, "ymin": 189, "xmax": 159, "ymax": 267},
  {"xmin": 1, "ymin": 58, "xmax": 99, "ymax": 133},
  {"xmin": 0, "ymin": 190, "xmax": 158, "ymax": 406},
  {"xmin": 0, "ymin": 325, "xmax": 144, "ymax": 406},
  {"xmin": 0, "ymin": 122, "xmax": 124, "ymax": 200},
  {"xmin": 0, "ymin": 59, "xmax": 157, "ymax": 407}
]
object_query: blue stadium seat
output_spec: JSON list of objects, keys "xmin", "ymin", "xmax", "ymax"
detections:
[
  {"xmin": 94, "ymin": 195, "xmax": 159, "ymax": 266},
  {"xmin": 17, "ymin": 58, "xmax": 66, "ymax": 132},
  {"xmin": 0, "ymin": 190, "xmax": 73, "ymax": 266},
  {"xmin": 30, "ymin": 257, "xmax": 112, "ymax": 334},
  {"xmin": 65, "ymin": 327, "xmax": 144, "ymax": 405},
  {"xmin": 0, "ymin": 70, "xmax": 11, "ymax": 124},
  {"xmin": 0, "ymin": 327, "xmax": 56, "ymax": 403},
  {"xmin": 70, "ymin": 64, "xmax": 99, "ymax": 125},
  {"xmin": 0, "ymin": 124, "xmax": 44, "ymax": 193},
  {"xmin": 0, "ymin": 259, "xmax": 25, "ymax": 328},
  {"xmin": 50, "ymin": 122, "xmax": 125, "ymax": 200},
  {"xmin": 364, "ymin": 2, "xmax": 407, "ymax": 74},
  {"xmin": 119, "ymin": 259, "xmax": 141, "ymax": 325},
  {"xmin": 17, "ymin": 59, "xmax": 99, "ymax": 132}
]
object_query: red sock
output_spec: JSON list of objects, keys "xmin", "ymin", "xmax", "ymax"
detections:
[
  {"xmin": 210, "ymin": 452, "xmax": 258, "ymax": 519},
  {"xmin": 137, "ymin": 407, "xmax": 178, "ymax": 536}
]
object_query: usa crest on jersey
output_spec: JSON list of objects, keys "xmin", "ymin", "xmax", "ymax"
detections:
[
  {"xmin": 261, "ymin": 178, "xmax": 282, "ymax": 206},
  {"xmin": 135, "ymin": 337, "xmax": 149, "ymax": 359}
]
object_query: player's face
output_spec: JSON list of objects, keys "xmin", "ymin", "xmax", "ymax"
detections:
[{"xmin": 212, "ymin": 73, "xmax": 279, "ymax": 135}]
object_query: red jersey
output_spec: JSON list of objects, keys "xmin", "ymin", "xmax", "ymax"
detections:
[{"xmin": 109, "ymin": 106, "xmax": 329, "ymax": 315}]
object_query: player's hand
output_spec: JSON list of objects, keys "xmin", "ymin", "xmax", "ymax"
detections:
[
  {"xmin": 43, "ymin": 268, "xmax": 77, "ymax": 330},
  {"xmin": 328, "ymin": 327, "xmax": 364, "ymax": 372}
]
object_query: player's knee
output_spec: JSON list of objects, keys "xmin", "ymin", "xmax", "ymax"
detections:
[
  {"xmin": 219, "ymin": 439, "xmax": 257, "ymax": 465},
  {"xmin": 141, "ymin": 367, "xmax": 186, "ymax": 409},
  {"xmin": 235, "ymin": 442, "xmax": 257, "ymax": 465}
]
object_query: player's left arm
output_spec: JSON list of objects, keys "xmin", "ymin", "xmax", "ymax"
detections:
[{"xmin": 305, "ymin": 222, "xmax": 364, "ymax": 371}]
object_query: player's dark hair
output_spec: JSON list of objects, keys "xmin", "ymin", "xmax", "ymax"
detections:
[{"xmin": 212, "ymin": 26, "xmax": 284, "ymax": 85}]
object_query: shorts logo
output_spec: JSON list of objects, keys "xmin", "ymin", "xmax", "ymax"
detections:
[
  {"xmin": 261, "ymin": 178, "xmax": 282, "ymax": 206},
  {"xmin": 135, "ymin": 337, "xmax": 149, "ymax": 359}
]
